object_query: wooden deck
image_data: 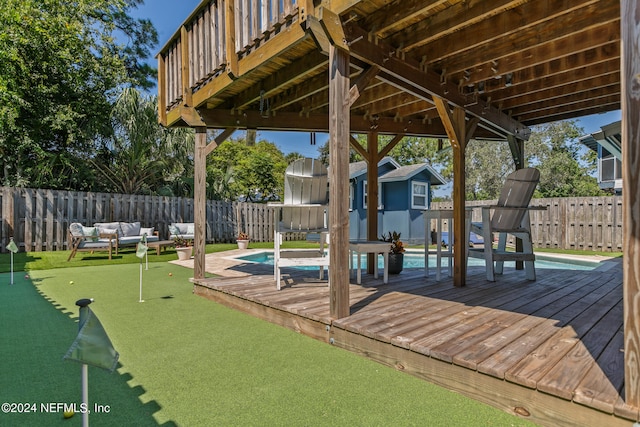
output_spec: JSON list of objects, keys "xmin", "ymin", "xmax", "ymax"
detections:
[{"xmin": 189, "ymin": 252, "xmax": 635, "ymax": 427}]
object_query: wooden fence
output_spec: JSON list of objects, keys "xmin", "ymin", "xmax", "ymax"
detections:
[
  {"xmin": 0, "ymin": 187, "xmax": 623, "ymax": 253},
  {"xmin": 0, "ymin": 187, "xmax": 280, "ymax": 252},
  {"xmin": 432, "ymin": 195, "xmax": 623, "ymax": 252}
]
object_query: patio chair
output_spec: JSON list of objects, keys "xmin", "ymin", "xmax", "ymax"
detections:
[
  {"xmin": 468, "ymin": 167, "xmax": 541, "ymax": 281},
  {"xmin": 271, "ymin": 158, "xmax": 329, "ymax": 290},
  {"xmin": 67, "ymin": 223, "xmax": 116, "ymax": 261}
]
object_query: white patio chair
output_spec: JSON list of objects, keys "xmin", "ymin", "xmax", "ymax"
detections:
[{"xmin": 468, "ymin": 167, "xmax": 542, "ymax": 281}]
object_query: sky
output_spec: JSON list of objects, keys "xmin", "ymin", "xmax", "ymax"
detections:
[{"xmin": 132, "ymin": 0, "xmax": 621, "ymax": 162}]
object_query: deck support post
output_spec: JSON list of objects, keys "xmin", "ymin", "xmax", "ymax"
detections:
[
  {"xmin": 193, "ymin": 127, "xmax": 207, "ymax": 280},
  {"xmin": 329, "ymin": 43, "xmax": 351, "ymax": 319},
  {"xmin": 366, "ymin": 132, "xmax": 379, "ymax": 273},
  {"xmin": 434, "ymin": 98, "xmax": 477, "ymax": 287},
  {"xmin": 621, "ymin": 0, "xmax": 640, "ymax": 408},
  {"xmin": 507, "ymin": 134, "xmax": 526, "ymax": 270}
]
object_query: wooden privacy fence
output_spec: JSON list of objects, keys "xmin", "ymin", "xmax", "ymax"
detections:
[
  {"xmin": 0, "ymin": 187, "xmax": 623, "ymax": 253},
  {"xmin": 432, "ymin": 195, "xmax": 623, "ymax": 252},
  {"xmin": 0, "ymin": 187, "xmax": 281, "ymax": 252}
]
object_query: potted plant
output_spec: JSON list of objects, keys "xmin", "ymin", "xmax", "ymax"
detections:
[
  {"xmin": 380, "ymin": 231, "xmax": 405, "ymax": 274},
  {"xmin": 237, "ymin": 232, "xmax": 250, "ymax": 250},
  {"xmin": 173, "ymin": 235, "xmax": 193, "ymax": 260}
]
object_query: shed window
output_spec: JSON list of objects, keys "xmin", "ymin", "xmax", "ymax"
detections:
[
  {"xmin": 363, "ymin": 181, "xmax": 383, "ymax": 209},
  {"xmin": 412, "ymin": 181, "xmax": 428, "ymax": 209}
]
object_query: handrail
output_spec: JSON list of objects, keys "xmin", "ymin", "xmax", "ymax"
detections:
[{"xmin": 157, "ymin": 0, "xmax": 302, "ymax": 122}]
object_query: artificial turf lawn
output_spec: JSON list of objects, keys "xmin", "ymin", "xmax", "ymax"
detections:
[{"xmin": 0, "ymin": 261, "xmax": 538, "ymax": 426}]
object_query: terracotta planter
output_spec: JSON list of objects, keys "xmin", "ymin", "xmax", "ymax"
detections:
[
  {"xmin": 237, "ymin": 239, "xmax": 250, "ymax": 250},
  {"xmin": 388, "ymin": 253, "xmax": 404, "ymax": 274},
  {"xmin": 175, "ymin": 246, "xmax": 192, "ymax": 260}
]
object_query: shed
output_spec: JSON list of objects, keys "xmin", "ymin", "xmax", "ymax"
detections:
[{"xmin": 348, "ymin": 157, "xmax": 446, "ymax": 243}]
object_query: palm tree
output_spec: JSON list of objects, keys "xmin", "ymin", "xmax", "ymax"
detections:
[{"xmin": 91, "ymin": 87, "xmax": 194, "ymax": 194}]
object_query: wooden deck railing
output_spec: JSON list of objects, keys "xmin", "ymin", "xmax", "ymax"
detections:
[{"xmin": 158, "ymin": 0, "xmax": 302, "ymax": 121}]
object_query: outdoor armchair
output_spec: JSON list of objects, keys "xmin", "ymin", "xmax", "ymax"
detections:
[{"xmin": 468, "ymin": 167, "xmax": 543, "ymax": 281}]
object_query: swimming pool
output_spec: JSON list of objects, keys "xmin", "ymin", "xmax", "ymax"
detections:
[{"xmin": 232, "ymin": 250, "xmax": 600, "ymax": 271}]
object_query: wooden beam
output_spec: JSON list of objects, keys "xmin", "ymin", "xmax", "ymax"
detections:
[
  {"xmin": 195, "ymin": 108, "xmax": 513, "ymax": 138},
  {"xmin": 328, "ymin": 44, "xmax": 350, "ymax": 319},
  {"xmin": 180, "ymin": 26, "xmax": 192, "ymax": 106},
  {"xmin": 434, "ymin": 97, "xmax": 468, "ymax": 287},
  {"xmin": 350, "ymin": 65, "xmax": 380, "ymax": 107},
  {"xmin": 157, "ymin": 53, "xmax": 167, "ymax": 126},
  {"xmin": 204, "ymin": 127, "xmax": 237, "ymax": 157},
  {"xmin": 225, "ymin": 0, "xmax": 238, "ymax": 77},
  {"xmin": 178, "ymin": 106, "xmax": 207, "ymax": 127},
  {"xmin": 193, "ymin": 127, "xmax": 207, "ymax": 280},
  {"xmin": 349, "ymin": 135, "xmax": 368, "ymax": 159},
  {"xmin": 621, "ymin": 0, "xmax": 640, "ymax": 409},
  {"xmin": 378, "ymin": 134, "xmax": 405, "ymax": 159},
  {"xmin": 345, "ymin": 23, "xmax": 530, "ymax": 140},
  {"xmin": 318, "ymin": 7, "xmax": 350, "ymax": 52},
  {"xmin": 366, "ymin": 132, "xmax": 379, "ymax": 274}
]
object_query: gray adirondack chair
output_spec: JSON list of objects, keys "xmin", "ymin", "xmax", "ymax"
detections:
[{"xmin": 468, "ymin": 167, "xmax": 541, "ymax": 281}]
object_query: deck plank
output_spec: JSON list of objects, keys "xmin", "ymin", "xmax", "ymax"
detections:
[{"xmin": 191, "ymin": 253, "xmax": 634, "ymax": 426}]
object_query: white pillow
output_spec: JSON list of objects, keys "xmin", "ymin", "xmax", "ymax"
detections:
[
  {"xmin": 186, "ymin": 224, "xmax": 195, "ymax": 234},
  {"xmin": 140, "ymin": 227, "xmax": 154, "ymax": 236}
]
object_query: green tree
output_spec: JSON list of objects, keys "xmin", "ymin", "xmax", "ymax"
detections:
[
  {"xmin": 0, "ymin": 0, "xmax": 157, "ymax": 189},
  {"xmin": 207, "ymin": 138, "xmax": 288, "ymax": 201},
  {"xmin": 465, "ymin": 139, "xmax": 515, "ymax": 200},
  {"xmin": 91, "ymin": 88, "xmax": 194, "ymax": 194},
  {"xmin": 525, "ymin": 120, "xmax": 604, "ymax": 198},
  {"xmin": 463, "ymin": 120, "xmax": 604, "ymax": 199}
]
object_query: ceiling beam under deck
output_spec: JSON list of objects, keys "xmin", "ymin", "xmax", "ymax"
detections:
[
  {"xmin": 441, "ymin": 20, "xmax": 621, "ymax": 90},
  {"xmin": 487, "ymin": 62, "xmax": 620, "ymax": 107},
  {"xmin": 195, "ymin": 108, "xmax": 504, "ymax": 139},
  {"xmin": 474, "ymin": 45, "xmax": 619, "ymax": 97},
  {"xmin": 387, "ymin": 0, "xmax": 527, "ymax": 51},
  {"xmin": 513, "ymin": 93, "xmax": 621, "ymax": 124},
  {"xmin": 504, "ymin": 80, "xmax": 620, "ymax": 118},
  {"xmin": 361, "ymin": 0, "xmax": 449, "ymax": 39},
  {"xmin": 344, "ymin": 24, "xmax": 530, "ymax": 140},
  {"xmin": 523, "ymin": 102, "xmax": 622, "ymax": 127},
  {"xmin": 415, "ymin": 0, "xmax": 609, "ymax": 71},
  {"xmin": 229, "ymin": 50, "xmax": 328, "ymax": 110}
]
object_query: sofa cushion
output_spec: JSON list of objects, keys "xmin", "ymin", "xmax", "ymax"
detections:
[
  {"xmin": 95, "ymin": 222, "xmax": 123, "ymax": 236},
  {"xmin": 169, "ymin": 224, "xmax": 181, "ymax": 236},
  {"xmin": 120, "ymin": 222, "xmax": 141, "ymax": 237}
]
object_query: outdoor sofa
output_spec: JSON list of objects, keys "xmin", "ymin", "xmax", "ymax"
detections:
[
  {"xmin": 94, "ymin": 221, "xmax": 159, "ymax": 254},
  {"xmin": 67, "ymin": 223, "xmax": 116, "ymax": 261},
  {"xmin": 168, "ymin": 223, "xmax": 195, "ymax": 241}
]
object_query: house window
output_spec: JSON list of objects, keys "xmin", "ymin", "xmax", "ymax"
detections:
[
  {"xmin": 363, "ymin": 181, "xmax": 383, "ymax": 209},
  {"xmin": 599, "ymin": 149, "xmax": 621, "ymax": 182},
  {"xmin": 412, "ymin": 181, "xmax": 428, "ymax": 209}
]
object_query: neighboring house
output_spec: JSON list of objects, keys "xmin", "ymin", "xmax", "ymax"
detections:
[
  {"xmin": 348, "ymin": 157, "xmax": 446, "ymax": 243},
  {"xmin": 580, "ymin": 120, "xmax": 622, "ymax": 194}
]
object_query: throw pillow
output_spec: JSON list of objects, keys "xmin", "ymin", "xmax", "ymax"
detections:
[
  {"xmin": 140, "ymin": 227, "xmax": 154, "ymax": 236},
  {"xmin": 82, "ymin": 226, "xmax": 99, "ymax": 242},
  {"xmin": 169, "ymin": 225, "xmax": 180, "ymax": 236},
  {"xmin": 69, "ymin": 223, "xmax": 84, "ymax": 237},
  {"xmin": 186, "ymin": 224, "xmax": 195, "ymax": 234}
]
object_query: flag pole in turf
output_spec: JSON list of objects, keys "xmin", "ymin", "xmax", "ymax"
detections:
[
  {"xmin": 6, "ymin": 237, "xmax": 18, "ymax": 285},
  {"xmin": 136, "ymin": 237, "xmax": 148, "ymax": 302},
  {"xmin": 64, "ymin": 298, "xmax": 119, "ymax": 427}
]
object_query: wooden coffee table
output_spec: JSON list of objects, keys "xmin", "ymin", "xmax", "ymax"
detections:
[{"xmin": 146, "ymin": 240, "xmax": 175, "ymax": 255}]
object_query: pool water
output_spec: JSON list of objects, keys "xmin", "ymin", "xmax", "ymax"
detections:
[{"xmin": 233, "ymin": 251, "xmax": 599, "ymax": 271}]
